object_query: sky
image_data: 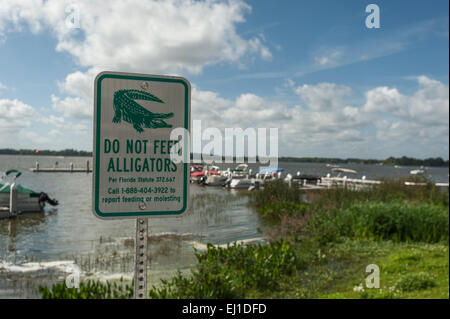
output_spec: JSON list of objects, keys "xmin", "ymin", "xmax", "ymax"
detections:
[{"xmin": 0, "ymin": 0, "xmax": 448, "ymax": 160}]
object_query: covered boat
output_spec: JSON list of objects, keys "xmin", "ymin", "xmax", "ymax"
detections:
[
  {"xmin": 0, "ymin": 169, "xmax": 58, "ymax": 218},
  {"xmin": 256, "ymin": 167, "xmax": 284, "ymax": 180}
]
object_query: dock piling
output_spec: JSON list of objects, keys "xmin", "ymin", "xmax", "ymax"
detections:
[{"xmin": 9, "ymin": 183, "xmax": 17, "ymax": 216}]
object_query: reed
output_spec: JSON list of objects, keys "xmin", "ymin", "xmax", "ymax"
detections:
[
  {"xmin": 314, "ymin": 201, "xmax": 449, "ymax": 243},
  {"xmin": 39, "ymin": 278, "xmax": 133, "ymax": 299},
  {"xmin": 148, "ymin": 240, "xmax": 305, "ymax": 299},
  {"xmin": 252, "ymin": 179, "xmax": 304, "ymax": 207},
  {"xmin": 314, "ymin": 179, "xmax": 449, "ymax": 209}
]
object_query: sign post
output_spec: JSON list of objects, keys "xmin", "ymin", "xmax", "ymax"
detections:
[
  {"xmin": 93, "ymin": 71, "xmax": 190, "ymax": 298},
  {"xmin": 135, "ymin": 218, "xmax": 148, "ymax": 299}
]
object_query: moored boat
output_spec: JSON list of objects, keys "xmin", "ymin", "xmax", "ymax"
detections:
[{"xmin": 0, "ymin": 169, "xmax": 58, "ymax": 218}]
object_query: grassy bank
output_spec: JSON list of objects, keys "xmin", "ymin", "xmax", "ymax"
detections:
[{"xmin": 40, "ymin": 179, "xmax": 449, "ymax": 299}]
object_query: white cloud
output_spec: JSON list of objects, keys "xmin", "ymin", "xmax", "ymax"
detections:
[
  {"xmin": 192, "ymin": 89, "xmax": 290, "ymax": 129},
  {"xmin": 189, "ymin": 77, "xmax": 448, "ymax": 158},
  {"xmin": 0, "ymin": 0, "xmax": 271, "ymax": 120},
  {"xmin": 51, "ymin": 94, "xmax": 91, "ymax": 119},
  {"xmin": 363, "ymin": 76, "xmax": 449, "ymax": 156},
  {"xmin": 314, "ymin": 49, "xmax": 342, "ymax": 67},
  {"xmin": 0, "ymin": 98, "xmax": 37, "ymax": 128},
  {"xmin": 364, "ymin": 75, "xmax": 449, "ymax": 129},
  {"xmin": 0, "ymin": 97, "xmax": 90, "ymax": 149},
  {"xmin": 0, "ymin": 82, "xmax": 7, "ymax": 91},
  {"xmin": 363, "ymin": 86, "xmax": 409, "ymax": 116},
  {"xmin": 295, "ymin": 82, "xmax": 352, "ymax": 111},
  {"xmin": 0, "ymin": 98, "xmax": 40, "ymax": 148},
  {"xmin": 409, "ymin": 76, "xmax": 449, "ymax": 126},
  {"xmin": 0, "ymin": 0, "xmax": 270, "ymax": 74}
]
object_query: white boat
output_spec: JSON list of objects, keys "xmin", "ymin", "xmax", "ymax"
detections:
[
  {"xmin": 410, "ymin": 169, "xmax": 425, "ymax": 175},
  {"xmin": 203, "ymin": 174, "xmax": 228, "ymax": 186},
  {"xmin": 227, "ymin": 178, "xmax": 258, "ymax": 190},
  {"xmin": 0, "ymin": 169, "xmax": 58, "ymax": 218},
  {"xmin": 223, "ymin": 164, "xmax": 248, "ymax": 178},
  {"xmin": 331, "ymin": 168, "xmax": 357, "ymax": 174}
]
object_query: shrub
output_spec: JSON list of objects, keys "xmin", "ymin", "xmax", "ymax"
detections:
[
  {"xmin": 395, "ymin": 273, "xmax": 437, "ymax": 292},
  {"xmin": 315, "ymin": 179, "xmax": 449, "ymax": 209},
  {"xmin": 252, "ymin": 180, "xmax": 304, "ymax": 207},
  {"xmin": 149, "ymin": 240, "xmax": 305, "ymax": 299},
  {"xmin": 325, "ymin": 201, "xmax": 449, "ymax": 243},
  {"xmin": 39, "ymin": 278, "xmax": 133, "ymax": 299},
  {"xmin": 259, "ymin": 202, "xmax": 310, "ymax": 223}
]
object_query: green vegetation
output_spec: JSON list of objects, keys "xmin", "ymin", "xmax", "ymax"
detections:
[
  {"xmin": 383, "ymin": 156, "xmax": 448, "ymax": 167},
  {"xmin": 319, "ymin": 242, "xmax": 448, "ymax": 299},
  {"xmin": 314, "ymin": 201, "xmax": 448, "ymax": 243},
  {"xmin": 40, "ymin": 178, "xmax": 449, "ymax": 299},
  {"xmin": 149, "ymin": 241, "xmax": 304, "ymax": 299},
  {"xmin": 39, "ymin": 278, "xmax": 133, "ymax": 299},
  {"xmin": 279, "ymin": 156, "xmax": 381, "ymax": 165},
  {"xmin": 2, "ymin": 149, "xmax": 447, "ymax": 166},
  {"xmin": 278, "ymin": 156, "xmax": 449, "ymax": 167}
]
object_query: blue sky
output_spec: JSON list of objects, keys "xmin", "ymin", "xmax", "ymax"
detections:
[{"xmin": 0, "ymin": 0, "xmax": 448, "ymax": 159}]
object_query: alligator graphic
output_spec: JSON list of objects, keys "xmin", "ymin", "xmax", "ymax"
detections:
[{"xmin": 112, "ymin": 89, "xmax": 173, "ymax": 133}]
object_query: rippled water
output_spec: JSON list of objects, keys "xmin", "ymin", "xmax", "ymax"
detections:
[{"xmin": 0, "ymin": 155, "xmax": 448, "ymax": 298}]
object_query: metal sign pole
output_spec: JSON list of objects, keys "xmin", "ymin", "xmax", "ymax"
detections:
[{"xmin": 134, "ymin": 217, "xmax": 148, "ymax": 299}]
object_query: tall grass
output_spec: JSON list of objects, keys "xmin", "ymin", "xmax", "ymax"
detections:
[
  {"xmin": 251, "ymin": 178, "xmax": 449, "ymax": 244},
  {"xmin": 149, "ymin": 240, "xmax": 305, "ymax": 299},
  {"xmin": 39, "ymin": 278, "xmax": 133, "ymax": 299},
  {"xmin": 314, "ymin": 179, "xmax": 449, "ymax": 209},
  {"xmin": 252, "ymin": 180, "xmax": 304, "ymax": 207},
  {"xmin": 316, "ymin": 201, "xmax": 449, "ymax": 243}
]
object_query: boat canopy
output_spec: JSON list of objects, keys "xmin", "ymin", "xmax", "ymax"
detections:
[
  {"xmin": 331, "ymin": 168, "xmax": 357, "ymax": 174},
  {"xmin": 0, "ymin": 183, "xmax": 40, "ymax": 197},
  {"xmin": 258, "ymin": 167, "xmax": 284, "ymax": 174}
]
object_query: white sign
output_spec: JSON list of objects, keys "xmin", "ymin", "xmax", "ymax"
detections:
[{"xmin": 93, "ymin": 71, "xmax": 190, "ymax": 219}]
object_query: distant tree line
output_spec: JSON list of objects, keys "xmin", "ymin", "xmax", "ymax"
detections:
[
  {"xmin": 279, "ymin": 156, "xmax": 449, "ymax": 167},
  {"xmin": 382, "ymin": 156, "xmax": 449, "ymax": 167},
  {"xmin": 0, "ymin": 148, "xmax": 92, "ymax": 157},
  {"xmin": 1, "ymin": 149, "xmax": 448, "ymax": 167},
  {"xmin": 279, "ymin": 157, "xmax": 380, "ymax": 165}
]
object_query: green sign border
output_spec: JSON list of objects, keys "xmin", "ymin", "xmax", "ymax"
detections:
[{"xmin": 93, "ymin": 72, "xmax": 189, "ymax": 218}]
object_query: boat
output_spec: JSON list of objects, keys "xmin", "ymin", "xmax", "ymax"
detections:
[
  {"xmin": 203, "ymin": 174, "xmax": 229, "ymax": 186},
  {"xmin": 225, "ymin": 163, "xmax": 248, "ymax": 176},
  {"xmin": 410, "ymin": 169, "xmax": 425, "ymax": 175},
  {"xmin": 256, "ymin": 167, "xmax": 284, "ymax": 180},
  {"xmin": 331, "ymin": 167, "xmax": 357, "ymax": 175},
  {"xmin": 227, "ymin": 178, "xmax": 259, "ymax": 190},
  {"xmin": 197, "ymin": 166, "xmax": 224, "ymax": 185},
  {"xmin": 285, "ymin": 171, "xmax": 321, "ymax": 185},
  {"xmin": 190, "ymin": 164, "xmax": 205, "ymax": 183},
  {"xmin": 0, "ymin": 169, "xmax": 58, "ymax": 218},
  {"xmin": 410, "ymin": 167, "xmax": 425, "ymax": 175},
  {"xmin": 190, "ymin": 165, "xmax": 222, "ymax": 183}
]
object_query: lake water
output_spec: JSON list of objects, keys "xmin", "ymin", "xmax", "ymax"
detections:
[{"xmin": 0, "ymin": 155, "xmax": 448, "ymax": 298}]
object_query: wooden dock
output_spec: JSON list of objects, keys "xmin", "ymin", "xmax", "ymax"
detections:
[
  {"xmin": 30, "ymin": 168, "xmax": 92, "ymax": 173},
  {"xmin": 29, "ymin": 161, "xmax": 92, "ymax": 173},
  {"xmin": 318, "ymin": 176, "xmax": 448, "ymax": 190}
]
